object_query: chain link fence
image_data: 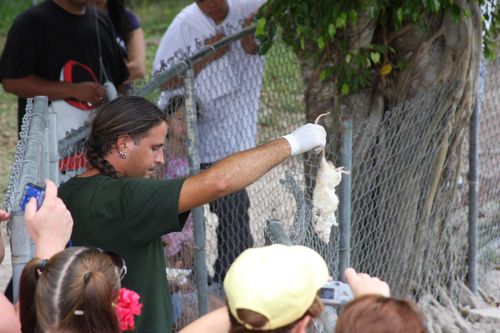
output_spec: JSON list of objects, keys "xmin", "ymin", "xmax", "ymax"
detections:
[
  {"xmin": 5, "ymin": 27, "xmax": 500, "ymax": 331},
  {"xmin": 473, "ymin": 59, "xmax": 500, "ymax": 291}
]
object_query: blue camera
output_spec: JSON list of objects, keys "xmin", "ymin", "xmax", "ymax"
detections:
[{"xmin": 20, "ymin": 183, "xmax": 45, "ymax": 212}]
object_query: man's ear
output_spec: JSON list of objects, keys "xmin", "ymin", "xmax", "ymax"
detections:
[
  {"xmin": 116, "ymin": 134, "xmax": 132, "ymax": 150},
  {"xmin": 291, "ymin": 315, "xmax": 312, "ymax": 333}
]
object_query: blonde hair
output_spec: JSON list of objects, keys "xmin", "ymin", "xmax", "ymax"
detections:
[{"xmin": 20, "ymin": 247, "xmax": 121, "ymax": 333}]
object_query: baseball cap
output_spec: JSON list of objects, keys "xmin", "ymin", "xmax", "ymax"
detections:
[{"xmin": 223, "ymin": 244, "xmax": 329, "ymax": 330}]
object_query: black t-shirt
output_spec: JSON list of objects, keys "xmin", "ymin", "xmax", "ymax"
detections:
[{"xmin": 0, "ymin": 0, "xmax": 129, "ymax": 131}]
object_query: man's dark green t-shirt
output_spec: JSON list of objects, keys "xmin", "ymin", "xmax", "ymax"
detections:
[{"xmin": 58, "ymin": 175, "xmax": 188, "ymax": 333}]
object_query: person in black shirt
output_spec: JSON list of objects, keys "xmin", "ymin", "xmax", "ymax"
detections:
[{"xmin": 0, "ymin": 0, "xmax": 129, "ymax": 134}]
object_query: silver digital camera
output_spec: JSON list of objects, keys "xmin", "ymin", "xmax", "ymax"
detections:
[{"xmin": 319, "ymin": 281, "xmax": 353, "ymax": 307}]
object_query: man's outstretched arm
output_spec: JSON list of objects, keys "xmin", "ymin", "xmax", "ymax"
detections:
[{"xmin": 178, "ymin": 123, "xmax": 326, "ymax": 213}]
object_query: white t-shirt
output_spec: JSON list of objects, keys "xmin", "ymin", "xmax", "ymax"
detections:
[{"xmin": 153, "ymin": 0, "xmax": 266, "ymax": 163}]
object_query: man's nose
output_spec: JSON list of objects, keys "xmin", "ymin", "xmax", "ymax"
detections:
[{"xmin": 155, "ymin": 150, "xmax": 165, "ymax": 165}]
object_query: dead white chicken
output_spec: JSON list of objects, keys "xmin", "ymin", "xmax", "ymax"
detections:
[{"xmin": 311, "ymin": 113, "xmax": 350, "ymax": 243}]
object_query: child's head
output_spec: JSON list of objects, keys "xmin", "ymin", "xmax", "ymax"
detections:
[
  {"xmin": 224, "ymin": 244, "xmax": 329, "ymax": 333},
  {"xmin": 165, "ymin": 95, "xmax": 187, "ymax": 142},
  {"xmin": 20, "ymin": 247, "xmax": 127, "ymax": 333},
  {"xmin": 335, "ymin": 295, "xmax": 427, "ymax": 333}
]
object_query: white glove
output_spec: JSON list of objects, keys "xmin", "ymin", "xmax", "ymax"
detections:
[{"xmin": 282, "ymin": 123, "xmax": 327, "ymax": 155}]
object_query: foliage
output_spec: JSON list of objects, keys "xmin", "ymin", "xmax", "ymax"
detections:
[
  {"xmin": 257, "ymin": 0, "xmax": 499, "ymax": 96},
  {"xmin": 0, "ymin": 0, "xmax": 32, "ymax": 34}
]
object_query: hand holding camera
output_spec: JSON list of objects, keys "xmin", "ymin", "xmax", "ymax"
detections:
[
  {"xmin": 22, "ymin": 179, "xmax": 73, "ymax": 259},
  {"xmin": 319, "ymin": 280, "xmax": 353, "ymax": 306},
  {"xmin": 343, "ymin": 267, "xmax": 390, "ymax": 298}
]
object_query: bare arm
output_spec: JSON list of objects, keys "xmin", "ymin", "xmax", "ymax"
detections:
[
  {"xmin": 179, "ymin": 307, "xmax": 230, "ymax": 333},
  {"xmin": 125, "ymin": 28, "xmax": 147, "ymax": 82},
  {"xmin": 0, "ymin": 294, "xmax": 20, "ymax": 333},
  {"xmin": 0, "ymin": 212, "xmax": 20, "ymax": 332},
  {"xmin": 179, "ymin": 138, "xmax": 290, "ymax": 213},
  {"xmin": 178, "ymin": 123, "xmax": 326, "ymax": 213},
  {"xmin": 2, "ymin": 75, "xmax": 106, "ymax": 107},
  {"xmin": 0, "ymin": 209, "xmax": 9, "ymax": 264}
]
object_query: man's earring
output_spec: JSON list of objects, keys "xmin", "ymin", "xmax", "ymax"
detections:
[{"xmin": 119, "ymin": 151, "xmax": 127, "ymax": 159}]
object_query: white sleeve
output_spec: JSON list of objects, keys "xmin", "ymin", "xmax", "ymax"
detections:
[
  {"xmin": 153, "ymin": 18, "xmax": 189, "ymax": 74},
  {"xmin": 152, "ymin": 10, "xmax": 219, "ymax": 75}
]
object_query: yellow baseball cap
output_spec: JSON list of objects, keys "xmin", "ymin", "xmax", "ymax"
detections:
[{"xmin": 223, "ymin": 244, "xmax": 329, "ymax": 330}]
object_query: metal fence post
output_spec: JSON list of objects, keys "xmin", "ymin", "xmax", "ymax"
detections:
[
  {"xmin": 338, "ymin": 113, "xmax": 352, "ymax": 279},
  {"xmin": 468, "ymin": 95, "xmax": 479, "ymax": 295},
  {"xmin": 47, "ymin": 106, "xmax": 60, "ymax": 184},
  {"xmin": 11, "ymin": 96, "xmax": 48, "ymax": 302},
  {"xmin": 184, "ymin": 67, "xmax": 209, "ymax": 315}
]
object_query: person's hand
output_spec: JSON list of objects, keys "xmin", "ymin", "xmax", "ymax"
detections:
[
  {"xmin": 0, "ymin": 209, "xmax": 10, "ymax": 222},
  {"xmin": 71, "ymin": 82, "xmax": 106, "ymax": 108},
  {"xmin": 343, "ymin": 267, "xmax": 390, "ymax": 298},
  {"xmin": 24, "ymin": 179, "xmax": 73, "ymax": 259},
  {"xmin": 241, "ymin": 15, "xmax": 259, "ymax": 54},
  {"xmin": 282, "ymin": 123, "xmax": 326, "ymax": 155},
  {"xmin": 0, "ymin": 209, "xmax": 7, "ymax": 264},
  {"xmin": 204, "ymin": 33, "xmax": 229, "ymax": 62}
]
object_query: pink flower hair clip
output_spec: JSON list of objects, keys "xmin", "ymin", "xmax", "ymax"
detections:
[{"xmin": 114, "ymin": 288, "xmax": 143, "ymax": 331}]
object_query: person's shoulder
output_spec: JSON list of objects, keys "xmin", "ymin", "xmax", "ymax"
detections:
[
  {"xmin": 59, "ymin": 175, "xmax": 126, "ymax": 201},
  {"xmin": 229, "ymin": 0, "xmax": 265, "ymax": 14},
  {"xmin": 172, "ymin": 3, "xmax": 200, "ymax": 24},
  {"xmin": 124, "ymin": 9, "xmax": 141, "ymax": 29},
  {"xmin": 59, "ymin": 174, "xmax": 110, "ymax": 190}
]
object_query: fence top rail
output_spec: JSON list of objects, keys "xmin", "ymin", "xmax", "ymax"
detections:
[{"xmin": 133, "ymin": 25, "xmax": 256, "ymax": 97}]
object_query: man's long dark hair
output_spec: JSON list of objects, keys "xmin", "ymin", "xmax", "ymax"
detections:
[{"xmin": 85, "ymin": 95, "xmax": 167, "ymax": 178}]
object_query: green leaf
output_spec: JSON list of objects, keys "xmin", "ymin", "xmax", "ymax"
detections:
[
  {"xmin": 426, "ymin": 0, "xmax": 440, "ymax": 12},
  {"xmin": 255, "ymin": 17, "xmax": 267, "ymax": 38},
  {"xmin": 345, "ymin": 54, "xmax": 352, "ymax": 64},
  {"xmin": 370, "ymin": 52, "xmax": 381, "ymax": 64},
  {"xmin": 317, "ymin": 36, "xmax": 325, "ymax": 50},
  {"xmin": 341, "ymin": 83, "xmax": 350, "ymax": 96},
  {"xmin": 320, "ymin": 69, "xmax": 327, "ymax": 81},
  {"xmin": 300, "ymin": 36, "xmax": 305, "ymax": 50},
  {"xmin": 349, "ymin": 10, "xmax": 358, "ymax": 24},
  {"xmin": 328, "ymin": 23, "xmax": 336, "ymax": 38},
  {"xmin": 396, "ymin": 8, "xmax": 404, "ymax": 24},
  {"xmin": 336, "ymin": 12, "xmax": 347, "ymax": 28}
]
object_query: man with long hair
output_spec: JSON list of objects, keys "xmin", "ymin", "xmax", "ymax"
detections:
[{"xmin": 58, "ymin": 95, "xmax": 326, "ymax": 333}]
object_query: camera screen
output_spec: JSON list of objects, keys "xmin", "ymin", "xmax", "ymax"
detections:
[{"xmin": 320, "ymin": 287, "xmax": 335, "ymax": 299}]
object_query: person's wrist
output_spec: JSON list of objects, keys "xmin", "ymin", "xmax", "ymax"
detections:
[
  {"xmin": 35, "ymin": 239, "xmax": 65, "ymax": 259},
  {"xmin": 282, "ymin": 134, "xmax": 300, "ymax": 155}
]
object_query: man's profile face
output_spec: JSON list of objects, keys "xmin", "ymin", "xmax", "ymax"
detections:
[
  {"xmin": 195, "ymin": 0, "xmax": 229, "ymax": 24},
  {"xmin": 122, "ymin": 121, "xmax": 168, "ymax": 178}
]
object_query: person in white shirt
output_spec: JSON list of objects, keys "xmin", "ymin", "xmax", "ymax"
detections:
[{"xmin": 153, "ymin": 0, "xmax": 266, "ymax": 284}]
